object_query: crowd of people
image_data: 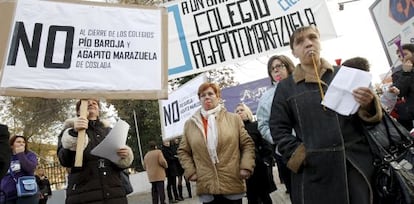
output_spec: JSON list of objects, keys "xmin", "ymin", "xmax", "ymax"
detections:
[
  {"xmin": 1, "ymin": 25, "xmax": 414, "ymax": 204},
  {"xmin": 175, "ymin": 25, "xmax": 414, "ymax": 204}
]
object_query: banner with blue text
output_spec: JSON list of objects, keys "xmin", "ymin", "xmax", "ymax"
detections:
[
  {"xmin": 222, "ymin": 77, "xmax": 269, "ymax": 114},
  {"xmin": 163, "ymin": 0, "xmax": 337, "ymax": 79}
]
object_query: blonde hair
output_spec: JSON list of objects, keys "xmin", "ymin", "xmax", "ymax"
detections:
[{"xmin": 235, "ymin": 103, "xmax": 255, "ymax": 122}]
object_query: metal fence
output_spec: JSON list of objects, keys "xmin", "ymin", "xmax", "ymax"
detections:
[{"xmin": 39, "ymin": 162, "xmax": 68, "ymax": 191}]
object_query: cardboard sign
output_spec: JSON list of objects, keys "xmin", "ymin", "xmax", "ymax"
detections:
[
  {"xmin": 0, "ymin": 0, "xmax": 168, "ymax": 99},
  {"xmin": 159, "ymin": 74, "xmax": 206, "ymax": 140},
  {"xmin": 370, "ymin": 0, "xmax": 414, "ymax": 66}
]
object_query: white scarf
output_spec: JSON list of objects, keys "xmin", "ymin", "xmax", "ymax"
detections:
[{"xmin": 200, "ymin": 105, "xmax": 221, "ymax": 164}]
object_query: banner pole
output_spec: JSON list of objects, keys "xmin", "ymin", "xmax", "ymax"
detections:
[
  {"xmin": 74, "ymin": 99, "xmax": 88, "ymax": 167},
  {"xmin": 133, "ymin": 110, "xmax": 144, "ymax": 168}
]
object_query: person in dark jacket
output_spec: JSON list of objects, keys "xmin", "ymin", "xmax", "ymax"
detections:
[
  {"xmin": 392, "ymin": 45, "xmax": 414, "ymax": 131},
  {"xmin": 161, "ymin": 140, "xmax": 181, "ymax": 203},
  {"xmin": 1, "ymin": 135, "xmax": 39, "ymax": 204},
  {"xmin": 57, "ymin": 99, "xmax": 134, "ymax": 204},
  {"xmin": 0, "ymin": 124, "xmax": 11, "ymax": 179},
  {"xmin": 269, "ymin": 25, "xmax": 383, "ymax": 204},
  {"xmin": 35, "ymin": 168, "xmax": 52, "ymax": 204},
  {"xmin": 172, "ymin": 138, "xmax": 192, "ymax": 200},
  {"xmin": 235, "ymin": 103, "xmax": 276, "ymax": 204}
]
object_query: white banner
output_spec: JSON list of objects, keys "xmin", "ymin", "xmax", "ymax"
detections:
[
  {"xmin": 370, "ymin": 0, "xmax": 414, "ymax": 66},
  {"xmin": 0, "ymin": 0, "xmax": 168, "ymax": 99},
  {"xmin": 164, "ymin": 0, "xmax": 337, "ymax": 79},
  {"xmin": 159, "ymin": 74, "xmax": 206, "ymax": 140}
]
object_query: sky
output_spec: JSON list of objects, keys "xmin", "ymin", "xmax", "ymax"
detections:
[{"xmin": 232, "ymin": 0, "xmax": 391, "ymax": 84}]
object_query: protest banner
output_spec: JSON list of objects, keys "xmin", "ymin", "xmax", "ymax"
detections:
[
  {"xmin": 163, "ymin": 0, "xmax": 336, "ymax": 79},
  {"xmin": 159, "ymin": 74, "xmax": 206, "ymax": 140},
  {"xmin": 0, "ymin": 0, "xmax": 168, "ymax": 99},
  {"xmin": 222, "ymin": 77, "xmax": 269, "ymax": 114},
  {"xmin": 370, "ymin": 0, "xmax": 414, "ymax": 66}
]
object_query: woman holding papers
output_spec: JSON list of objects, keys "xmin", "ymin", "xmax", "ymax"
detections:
[
  {"xmin": 269, "ymin": 26, "xmax": 382, "ymax": 204},
  {"xmin": 57, "ymin": 99, "xmax": 133, "ymax": 204}
]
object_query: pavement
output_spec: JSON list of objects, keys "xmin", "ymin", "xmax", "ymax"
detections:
[
  {"xmin": 127, "ymin": 167, "xmax": 292, "ymax": 204},
  {"xmin": 48, "ymin": 167, "xmax": 291, "ymax": 204},
  {"xmin": 127, "ymin": 183, "xmax": 291, "ymax": 204}
]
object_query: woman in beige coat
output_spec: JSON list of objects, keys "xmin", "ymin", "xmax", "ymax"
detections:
[
  {"xmin": 144, "ymin": 140, "xmax": 168, "ymax": 204},
  {"xmin": 178, "ymin": 82, "xmax": 255, "ymax": 204}
]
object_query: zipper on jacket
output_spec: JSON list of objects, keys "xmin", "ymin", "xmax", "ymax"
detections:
[{"xmin": 72, "ymin": 184, "xmax": 76, "ymax": 191}]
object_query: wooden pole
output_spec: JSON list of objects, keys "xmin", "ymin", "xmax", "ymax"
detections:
[
  {"xmin": 74, "ymin": 99, "xmax": 88, "ymax": 167},
  {"xmin": 133, "ymin": 110, "xmax": 144, "ymax": 168}
]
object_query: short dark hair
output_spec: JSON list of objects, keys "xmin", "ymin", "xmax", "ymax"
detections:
[
  {"xmin": 342, "ymin": 57, "xmax": 370, "ymax": 72},
  {"xmin": 148, "ymin": 140, "xmax": 157, "ymax": 150},
  {"xmin": 396, "ymin": 43, "xmax": 414, "ymax": 54},
  {"xmin": 289, "ymin": 25, "xmax": 320, "ymax": 50},
  {"xmin": 267, "ymin": 55, "xmax": 295, "ymax": 83}
]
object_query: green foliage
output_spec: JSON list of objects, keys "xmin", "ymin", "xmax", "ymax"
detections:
[{"xmin": 1, "ymin": 97, "xmax": 73, "ymax": 141}]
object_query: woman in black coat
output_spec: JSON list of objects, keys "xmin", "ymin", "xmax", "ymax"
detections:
[
  {"xmin": 235, "ymin": 103, "xmax": 276, "ymax": 204},
  {"xmin": 57, "ymin": 99, "xmax": 134, "ymax": 204}
]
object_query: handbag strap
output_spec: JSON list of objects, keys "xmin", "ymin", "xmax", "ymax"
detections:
[
  {"xmin": 382, "ymin": 112, "xmax": 414, "ymax": 154},
  {"xmin": 8, "ymin": 167, "xmax": 17, "ymax": 183},
  {"xmin": 367, "ymin": 111, "xmax": 414, "ymax": 163}
]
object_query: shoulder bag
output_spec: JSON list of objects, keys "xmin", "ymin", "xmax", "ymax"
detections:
[
  {"xmin": 9, "ymin": 167, "xmax": 38, "ymax": 197},
  {"xmin": 364, "ymin": 111, "xmax": 414, "ymax": 204}
]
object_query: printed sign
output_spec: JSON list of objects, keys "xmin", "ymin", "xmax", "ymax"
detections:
[
  {"xmin": 222, "ymin": 77, "xmax": 270, "ymax": 114},
  {"xmin": 370, "ymin": 0, "xmax": 414, "ymax": 66},
  {"xmin": 0, "ymin": 0, "xmax": 168, "ymax": 99},
  {"xmin": 163, "ymin": 0, "xmax": 336, "ymax": 79},
  {"xmin": 159, "ymin": 74, "xmax": 206, "ymax": 140}
]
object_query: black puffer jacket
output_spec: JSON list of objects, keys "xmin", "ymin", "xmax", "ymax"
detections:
[{"xmin": 57, "ymin": 119, "xmax": 133, "ymax": 204}]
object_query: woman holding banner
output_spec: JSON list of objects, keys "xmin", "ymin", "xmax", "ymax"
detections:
[
  {"xmin": 57, "ymin": 99, "xmax": 134, "ymax": 204},
  {"xmin": 178, "ymin": 82, "xmax": 255, "ymax": 204}
]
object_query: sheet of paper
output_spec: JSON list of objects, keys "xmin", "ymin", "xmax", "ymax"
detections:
[
  {"xmin": 322, "ymin": 66, "xmax": 372, "ymax": 116},
  {"xmin": 90, "ymin": 119, "xmax": 130, "ymax": 163}
]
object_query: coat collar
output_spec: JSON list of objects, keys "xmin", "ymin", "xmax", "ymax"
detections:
[{"xmin": 292, "ymin": 58, "xmax": 334, "ymax": 85}]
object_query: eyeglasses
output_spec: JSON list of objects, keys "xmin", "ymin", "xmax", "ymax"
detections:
[{"xmin": 271, "ymin": 64, "xmax": 286, "ymax": 72}]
